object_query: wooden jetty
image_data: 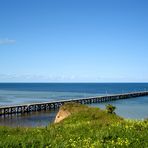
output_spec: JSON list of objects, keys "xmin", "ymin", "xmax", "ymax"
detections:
[{"xmin": 0, "ymin": 91, "xmax": 148, "ymax": 116}]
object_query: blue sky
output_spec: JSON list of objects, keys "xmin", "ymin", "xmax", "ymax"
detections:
[{"xmin": 0, "ymin": 0, "xmax": 148, "ymax": 82}]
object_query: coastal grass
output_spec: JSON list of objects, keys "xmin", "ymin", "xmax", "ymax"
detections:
[{"xmin": 0, "ymin": 103, "xmax": 148, "ymax": 148}]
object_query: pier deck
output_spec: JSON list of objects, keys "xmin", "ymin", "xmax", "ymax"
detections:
[{"xmin": 0, "ymin": 91, "xmax": 148, "ymax": 116}]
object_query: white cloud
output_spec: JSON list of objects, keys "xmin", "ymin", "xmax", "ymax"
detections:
[
  {"xmin": 0, "ymin": 74, "xmax": 147, "ymax": 82},
  {"xmin": 0, "ymin": 38, "xmax": 16, "ymax": 45},
  {"xmin": 0, "ymin": 74, "xmax": 98, "ymax": 82}
]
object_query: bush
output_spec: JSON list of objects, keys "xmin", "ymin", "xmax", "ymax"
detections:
[{"xmin": 106, "ymin": 104, "xmax": 116, "ymax": 114}]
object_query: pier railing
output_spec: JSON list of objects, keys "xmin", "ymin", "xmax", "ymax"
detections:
[{"xmin": 0, "ymin": 91, "xmax": 148, "ymax": 116}]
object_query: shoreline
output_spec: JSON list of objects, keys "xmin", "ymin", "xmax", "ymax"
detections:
[{"xmin": 0, "ymin": 103, "xmax": 148, "ymax": 147}]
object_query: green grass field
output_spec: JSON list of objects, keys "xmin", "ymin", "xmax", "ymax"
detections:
[{"xmin": 0, "ymin": 103, "xmax": 148, "ymax": 148}]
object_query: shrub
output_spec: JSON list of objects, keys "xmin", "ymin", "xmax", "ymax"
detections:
[{"xmin": 106, "ymin": 104, "xmax": 116, "ymax": 114}]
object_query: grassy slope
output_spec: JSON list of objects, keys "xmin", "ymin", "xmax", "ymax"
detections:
[{"xmin": 0, "ymin": 103, "xmax": 148, "ymax": 148}]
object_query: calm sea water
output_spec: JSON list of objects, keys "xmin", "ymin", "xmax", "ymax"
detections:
[{"xmin": 0, "ymin": 83, "xmax": 148, "ymax": 127}]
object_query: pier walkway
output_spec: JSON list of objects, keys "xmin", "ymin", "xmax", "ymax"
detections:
[{"xmin": 0, "ymin": 91, "xmax": 148, "ymax": 116}]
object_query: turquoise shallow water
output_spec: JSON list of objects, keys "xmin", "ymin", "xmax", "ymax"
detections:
[
  {"xmin": 0, "ymin": 110, "xmax": 58, "ymax": 127},
  {"xmin": 0, "ymin": 83, "xmax": 148, "ymax": 127},
  {"xmin": 89, "ymin": 96, "xmax": 148, "ymax": 120},
  {"xmin": 0, "ymin": 90, "xmax": 101, "ymax": 106}
]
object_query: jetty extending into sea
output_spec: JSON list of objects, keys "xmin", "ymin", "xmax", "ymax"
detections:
[{"xmin": 0, "ymin": 91, "xmax": 148, "ymax": 116}]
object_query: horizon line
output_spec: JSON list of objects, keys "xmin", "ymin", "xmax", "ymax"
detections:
[{"xmin": 0, "ymin": 82, "xmax": 148, "ymax": 84}]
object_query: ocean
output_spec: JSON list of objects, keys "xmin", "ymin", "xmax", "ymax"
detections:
[{"xmin": 0, "ymin": 83, "xmax": 148, "ymax": 127}]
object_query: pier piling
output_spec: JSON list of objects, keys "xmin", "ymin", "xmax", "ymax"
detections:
[{"xmin": 0, "ymin": 91, "xmax": 148, "ymax": 116}]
